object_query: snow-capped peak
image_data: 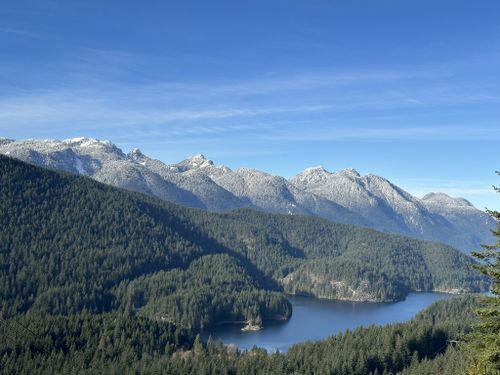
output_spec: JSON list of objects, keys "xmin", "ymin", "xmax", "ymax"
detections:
[
  {"xmin": 422, "ymin": 192, "xmax": 473, "ymax": 208},
  {"xmin": 128, "ymin": 148, "xmax": 143, "ymax": 159},
  {"xmin": 305, "ymin": 165, "xmax": 329, "ymax": 174},
  {"xmin": 61, "ymin": 137, "xmax": 126, "ymax": 159},
  {"xmin": 127, "ymin": 148, "xmax": 149, "ymax": 165},
  {"xmin": 190, "ymin": 153, "xmax": 206, "ymax": 160},
  {"xmin": 339, "ymin": 168, "xmax": 360, "ymax": 177},
  {"xmin": 290, "ymin": 165, "xmax": 331, "ymax": 185},
  {"xmin": 186, "ymin": 154, "xmax": 214, "ymax": 168},
  {"xmin": 63, "ymin": 137, "xmax": 113, "ymax": 148}
]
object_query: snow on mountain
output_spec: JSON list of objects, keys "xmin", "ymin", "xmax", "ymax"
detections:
[
  {"xmin": 0, "ymin": 138, "xmax": 14, "ymax": 147},
  {"xmin": 62, "ymin": 137, "xmax": 116, "ymax": 150},
  {"xmin": 0, "ymin": 136, "xmax": 494, "ymax": 252},
  {"xmin": 422, "ymin": 192, "xmax": 474, "ymax": 209},
  {"xmin": 203, "ymin": 166, "xmax": 363, "ymax": 225},
  {"xmin": 421, "ymin": 192, "xmax": 496, "ymax": 251},
  {"xmin": 290, "ymin": 167, "xmax": 414, "ymax": 233},
  {"xmin": 211, "ymin": 167, "xmax": 304, "ymax": 213},
  {"xmin": 290, "ymin": 166, "xmax": 494, "ymax": 250},
  {"xmin": 126, "ymin": 152, "xmax": 248, "ymax": 211},
  {"xmin": 0, "ymin": 138, "xmax": 202, "ymax": 208}
]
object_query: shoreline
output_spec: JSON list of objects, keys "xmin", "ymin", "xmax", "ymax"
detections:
[{"xmin": 285, "ymin": 288, "xmax": 481, "ymax": 304}]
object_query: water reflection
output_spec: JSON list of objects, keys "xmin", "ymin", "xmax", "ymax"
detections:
[{"xmin": 202, "ymin": 292, "xmax": 453, "ymax": 352}]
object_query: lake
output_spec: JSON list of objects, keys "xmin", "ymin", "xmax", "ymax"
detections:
[{"xmin": 202, "ymin": 292, "xmax": 453, "ymax": 352}]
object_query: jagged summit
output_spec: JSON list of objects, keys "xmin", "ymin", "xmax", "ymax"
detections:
[
  {"xmin": 127, "ymin": 148, "xmax": 150, "ymax": 166},
  {"xmin": 0, "ymin": 136, "xmax": 494, "ymax": 252},
  {"xmin": 293, "ymin": 166, "xmax": 362, "ymax": 184},
  {"xmin": 184, "ymin": 154, "xmax": 214, "ymax": 169},
  {"xmin": 339, "ymin": 168, "xmax": 360, "ymax": 177},
  {"xmin": 128, "ymin": 148, "xmax": 144, "ymax": 161},
  {"xmin": 190, "ymin": 153, "xmax": 206, "ymax": 160}
]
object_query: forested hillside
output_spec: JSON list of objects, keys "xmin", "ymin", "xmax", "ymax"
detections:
[
  {"xmin": 1, "ymin": 137, "xmax": 495, "ymax": 253},
  {"xmin": 0, "ymin": 295, "xmax": 480, "ymax": 374},
  {"xmin": 0, "ymin": 155, "xmax": 487, "ymax": 329},
  {"xmin": 114, "ymin": 254, "xmax": 291, "ymax": 329},
  {"xmin": 0, "ymin": 155, "xmax": 290, "ymax": 328},
  {"xmin": 207, "ymin": 210, "xmax": 487, "ymax": 300},
  {"xmin": 0, "ymin": 155, "xmax": 491, "ymax": 374}
]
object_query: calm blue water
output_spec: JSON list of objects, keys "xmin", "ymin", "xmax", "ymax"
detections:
[{"xmin": 202, "ymin": 292, "xmax": 452, "ymax": 352}]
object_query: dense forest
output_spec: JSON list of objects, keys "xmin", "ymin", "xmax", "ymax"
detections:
[
  {"xmin": 0, "ymin": 155, "xmax": 487, "ymax": 325},
  {"xmin": 213, "ymin": 210, "xmax": 488, "ymax": 299},
  {"xmin": 0, "ymin": 155, "xmax": 493, "ymax": 373},
  {"xmin": 0, "ymin": 295, "xmax": 480, "ymax": 374},
  {"xmin": 0, "ymin": 155, "xmax": 487, "ymax": 321},
  {"xmin": 114, "ymin": 254, "xmax": 291, "ymax": 328},
  {"xmin": 0, "ymin": 156, "xmax": 291, "ymax": 327}
]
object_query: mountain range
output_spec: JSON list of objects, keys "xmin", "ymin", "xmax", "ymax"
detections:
[
  {"xmin": 0, "ymin": 154, "xmax": 487, "ymax": 321},
  {"xmin": 0, "ymin": 136, "xmax": 494, "ymax": 252},
  {"xmin": 0, "ymin": 150, "xmax": 491, "ymax": 374}
]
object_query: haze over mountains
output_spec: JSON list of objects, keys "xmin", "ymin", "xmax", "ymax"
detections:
[{"xmin": 0, "ymin": 136, "xmax": 494, "ymax": 252}]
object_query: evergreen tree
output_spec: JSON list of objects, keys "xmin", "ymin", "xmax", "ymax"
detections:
[
  {"xmin": 469, "ymin": 172, "xmax": 500, "ymax": 373},
  {"xmin": 0, "ymin": 155, "xmax": 494, "ymax": 374}
]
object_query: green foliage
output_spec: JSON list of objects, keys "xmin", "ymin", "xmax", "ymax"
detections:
[
  {"xmin": 0, "ymin": 156, "xmax": 288, "ymax": 327},
  {"xmin": 415, "ymin": 293, "xmax": 480, "ymax": 333},
  {"xmin": 0, "ymin": 296, "xmax": 479, "ymax": 374},
  {"xmin": 0, "ymin": 313, "xmax": 193, "ymax": 375},
  {"xmin": 0, "ymin": 155, "xmax": 487, "ymax": 324},
  {"xmin": 468, "ymin": 173, "xmax": 500, "ymax": 374},
  {"xmin": 214, "ymin": 209, "xmax": 488, "ymax": 299},
  {"xmin": 115, "ymin": 254, "xmax": 291, "ymax": 328},
  {"xmin": 0, "ymin": 156, "xmax": 492, "ymax": 373},
  {"xmin": 282, "ymin": 257, "xmax": 407, "ymax": 301},
  {"xmin": 397, "ymin": 346, "xmax": 471, "ymax": 375}
]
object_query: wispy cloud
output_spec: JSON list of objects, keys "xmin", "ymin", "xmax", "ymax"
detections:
[
  {"xmin": 0, "ymin": 89, "xmax": 332, "ymax": 128},
  {"xmin": 393, "ymin": 178, "xmax": 498, "ymax": 202},
  {"xmin": 179, "ymin": 69, "xmax": 428, "ymax": 97},
  {"xmin": 0, "ymin": 64, "xmax": 499, "ymax": 142},
  {"xmin": 264, "ymin": 124, "xmax": 500, "ymax": 142},
  {"xmin": 0, "ymin": 27, "xmax": 43, "ymax": 38}
]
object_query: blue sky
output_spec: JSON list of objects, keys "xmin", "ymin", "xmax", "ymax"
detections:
[{"xmin": 1, "ymin": 0, "xmax": 499, "ymax": 210}]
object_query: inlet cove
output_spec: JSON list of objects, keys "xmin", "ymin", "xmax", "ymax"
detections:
[{"xmin": 203, "ymin": 292, "xmax": 453, "ymax": 352}]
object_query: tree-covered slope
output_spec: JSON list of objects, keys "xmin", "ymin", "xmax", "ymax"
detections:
[
  {"xmin": 0, "ymin": 155, "xmax": 487, "ymax": 328},
  {"xmin": 114, "ymin": 254, "xmax": 291, "ymax": 329},
  {"xmin": 0, "ymin": 155, "xmax": 289, "ymax": 327},
  {"xmin": 0, "ymin": 295, "xmax": 481, "ymax": 374},
  {"xmin": 1, "ymin": 137, "xmax": 495, "ymax": 253},
  {"xmin": 195, "ymin": 209, "xmax": 488, "ymax": 300}
]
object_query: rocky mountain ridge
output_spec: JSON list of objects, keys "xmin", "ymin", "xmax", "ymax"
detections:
[{"xmin": 0, "ymin": 136, "xmax": 495, "ymax": 252}]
